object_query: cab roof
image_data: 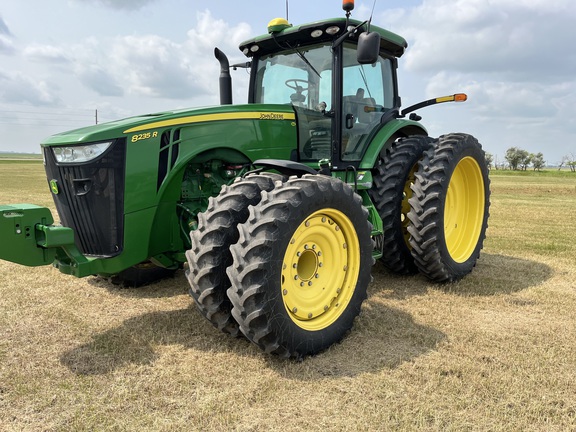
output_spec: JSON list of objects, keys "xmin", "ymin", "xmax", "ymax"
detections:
[{"xmin": 239, "ymin": 18, "xmax": 408, "ymax": 58}]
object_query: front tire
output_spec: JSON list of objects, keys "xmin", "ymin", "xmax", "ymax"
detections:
[
  {"xmin": 227, "ymin": 175, "xmax": 374, "ymax": 358},
  {"xmin": 408, "ymin": 133, "xmax": 490, "ymax": 282}
]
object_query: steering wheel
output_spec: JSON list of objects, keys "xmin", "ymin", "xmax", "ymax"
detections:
[
  {"xmin": 285, "ymin": 79, "xmax": 308, "ymax": 104},
  {"xmin": 285, "ymin": 79, "xmax": 309, "ymax": 93}
]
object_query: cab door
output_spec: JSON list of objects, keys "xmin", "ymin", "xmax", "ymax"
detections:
[{"xmin": 339, "ymin": 43, "xmax": 397, "ymax": 162}]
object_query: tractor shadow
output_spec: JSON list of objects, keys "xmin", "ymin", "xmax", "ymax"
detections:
[
  {"xmin": 60, "ymin": 306, "xmax": 234, "ymax": 375},
  {"xmin": 370, "ymin": 252, "xmax": 553, "ymax": 299},
  {"xmin": 60, "ymin": 303, "xmax": 444, "ymax": 378},
  {"xmin": 85, "ymin": 269, "xmax": 187, "ymax": 299},
  {"xmin": 266, "ymin": 302, "xmax": 446, "ymax": 379},
  {"xmin": 60, "ymin": 253, "xmax": 551, "ymax": 378}
]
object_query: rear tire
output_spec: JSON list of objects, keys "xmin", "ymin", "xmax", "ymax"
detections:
[
  {"xmin": 227, "ymin": 175, "xmax": 373, "ymax": 358},
  {"xmin": 369, "ymin": 136, "xmax": 433, "ymax": 274},
  {"xmin": 186, "ymin": 173, "xmax": 283, "ymax": 337},
  {"xmin": 408, "ymin": 133, "xmax": 490, "ymax": 282}
]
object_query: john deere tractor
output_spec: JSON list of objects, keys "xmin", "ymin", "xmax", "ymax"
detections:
[{"xmin": 0, "ymin": 2, "xmax": 490, "ymax": 358}]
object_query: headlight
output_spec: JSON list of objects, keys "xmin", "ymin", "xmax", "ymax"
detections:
[{"xmin": 52, "ymin": 141, "xmax": 112, "ymax": 163}]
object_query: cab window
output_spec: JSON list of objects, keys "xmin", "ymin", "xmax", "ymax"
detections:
[{"xmin": 341, "ymin": 44, "xmax": 395, "ymax": 160}]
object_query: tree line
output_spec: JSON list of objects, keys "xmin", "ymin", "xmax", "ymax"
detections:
[{"xmin": 485, "ymin": 147, "xmax": 576, "ymax": 172}]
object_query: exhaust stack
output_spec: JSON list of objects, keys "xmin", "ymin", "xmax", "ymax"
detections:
[{"xmin": 214, "ymin": 47, "xmax": 232, "ymax": 105}]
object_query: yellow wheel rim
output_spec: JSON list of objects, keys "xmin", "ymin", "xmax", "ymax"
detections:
[
  {"xmin": 281, "ymin": 208, "xmax": 360, "ymax": 331},
  {"xmin": 444, "ymin": 156, "xmax": 485, "ymax": 263}
]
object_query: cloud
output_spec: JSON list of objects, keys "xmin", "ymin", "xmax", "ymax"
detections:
[
  {"xmin": 186, "ymin": 10, "xmax": 252, "ymax": 52},
  {"xmin": 24, "ymin": 44, "xmax": 70, "ymax": 64},
  {"xmin": 0, "ymin": 70, "xmax": 61, "ymax": 106},
  {"xmin": 372, "ymin": 0, "xmax": 576, "ymax": 162},
  {"xmin": 390, "ymin": 0, "xmax": 576, "ymax": 82},
  {"xmin": 76, "ymin": 65, "xmax": 124, "ymax": 97},
  {"xmin": 70, "ymin": 0, "xmax": 158, "ymax": 10},
  {"xmin": 2, "ymin": 9, "xmax": 251, "ymax": 105},
  {"xmin": 0, "ymin": 16, "xmax": 15, "ymax": 55},
  {"xmin": 425, "ymin": 72, "xmax": 572, "ymax": 120},
  {"xmin": 108, "ymin": 34, "xmax": 206, "ymax": 99},
  {"xmin": 60, "ymin": 10, "xmax": 252, "ymax": 101},
  {"xmin": 0, "ymin": 15, "xmax": 11, "ymax": 35}
]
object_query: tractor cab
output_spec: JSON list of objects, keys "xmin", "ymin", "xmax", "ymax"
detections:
[{"xmin": 238, "ymin": 16, "xmax": 407, "ymax": 169}]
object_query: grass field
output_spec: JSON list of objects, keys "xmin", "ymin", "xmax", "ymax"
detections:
[
  {"xmin": 1, "ymin": 161, "xmax": 575, "ymax": 431},
  {"xmin": 0, "ymin": 153, "xmax": 42, "ymax": 160}
]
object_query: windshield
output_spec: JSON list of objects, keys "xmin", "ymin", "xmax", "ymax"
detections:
[{"xmin": 254, "ymin": 43, "xmax": 333, "ymax": 111}]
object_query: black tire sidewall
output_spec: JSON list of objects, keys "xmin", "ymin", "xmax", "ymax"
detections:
[
  {"xmin": 434, "ymin": 135, "xmax": 490, "ymax": 279},
  {"xmin": 370, "ymin": 136, "xmax": 432, "ymax": 274}
]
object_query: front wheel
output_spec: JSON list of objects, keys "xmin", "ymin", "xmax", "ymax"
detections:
[
  {"xmin": 408, "ymin": 133, "xmax": 490, "ymax": 282},
  {"xmin": 226, "ymin": 175, "xmax": 374, "ymax": 358}
]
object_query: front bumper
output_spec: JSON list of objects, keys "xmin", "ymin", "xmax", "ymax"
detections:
[{"xmin": 0, "ymin": 204, "xmax": 94, "ymax": 276}]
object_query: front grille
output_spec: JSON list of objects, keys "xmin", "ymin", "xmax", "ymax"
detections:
[{"xmin": 44, "ymin": 139, "xmax": 126, "ymax": 257}]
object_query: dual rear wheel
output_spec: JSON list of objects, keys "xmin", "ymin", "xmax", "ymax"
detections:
[
  {"xmin": 187, "ymin": 174, "xmax": 373, "ymax": 358},
  {"xmin": 370, "ymin": 133, "xmax": 490, "ymax": 282}
]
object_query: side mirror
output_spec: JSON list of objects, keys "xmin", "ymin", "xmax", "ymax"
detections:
[{"xmin": 357, "ymin": 31, "xmax": 380, "ymax": 64}]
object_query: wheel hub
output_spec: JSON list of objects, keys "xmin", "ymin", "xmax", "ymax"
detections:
[{"xmin": 281, "ymin": 209, "xmax": 359, "ymax": 331}]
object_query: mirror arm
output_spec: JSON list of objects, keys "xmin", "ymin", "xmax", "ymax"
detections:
[{"xmin": 333, "ymin": 20, "xmax": 368, "ymax": 48}]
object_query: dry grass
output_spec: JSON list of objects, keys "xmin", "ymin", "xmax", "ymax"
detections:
[{"xmin": 1, "ymin": 162, "xmax": 576, "ymax": 431}]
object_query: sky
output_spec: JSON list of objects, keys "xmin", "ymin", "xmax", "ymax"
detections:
[{"xmin": 0, "ymin": 0, "xmax": 575, "ymax": 164}]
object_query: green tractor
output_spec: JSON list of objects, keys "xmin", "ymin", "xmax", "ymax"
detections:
[{"xmin": 0, "ymin": 2, "xmax": 490, "ymax": 358}]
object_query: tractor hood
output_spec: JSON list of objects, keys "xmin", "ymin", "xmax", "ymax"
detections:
[{"xmin": 40, "ymin": 104, "xmax": 296, "ymax": 147}]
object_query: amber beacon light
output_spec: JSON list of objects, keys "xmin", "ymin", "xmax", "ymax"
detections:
[{"xmin": 343, "ymin": 0, "xmax": 354, "ymax": 13}]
